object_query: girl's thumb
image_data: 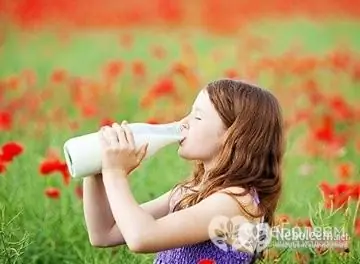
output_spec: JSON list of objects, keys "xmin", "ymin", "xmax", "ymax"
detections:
[{"xmin": 137, "ymin": 143, "xmax": 149, "ymax": 163}]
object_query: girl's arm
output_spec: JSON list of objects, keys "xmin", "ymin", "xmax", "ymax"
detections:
[
  {"xmin": 83, "ymin": 173, "xmax": 171, "ymax": 247},
  {"xmin": 102, "ymin": 171, "xmax": 260, "ymax": 253}
]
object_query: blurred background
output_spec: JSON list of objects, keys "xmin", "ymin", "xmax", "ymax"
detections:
[{"xmin": 1, "ymin": 1, "xmax": 360, "ymax": 263}]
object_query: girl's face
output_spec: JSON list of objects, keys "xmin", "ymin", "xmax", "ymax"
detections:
[{"xmin": 178, "ymin": 89, "xmax": 226, "ymax": 164}]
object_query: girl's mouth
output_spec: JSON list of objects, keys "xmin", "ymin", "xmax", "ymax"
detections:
[{"xmin": 179, "ymin": 138, "xmax": 186, "ymax": 145}]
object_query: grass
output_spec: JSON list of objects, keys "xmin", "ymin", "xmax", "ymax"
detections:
[{"xmin": 1, "ymin": 18, "xmax": 360, "ymax": 263}]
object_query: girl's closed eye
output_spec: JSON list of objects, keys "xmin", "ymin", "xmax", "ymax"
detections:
[{"xmin": 195, "ymin": 117, "xmax": 202, "ymax": 120}]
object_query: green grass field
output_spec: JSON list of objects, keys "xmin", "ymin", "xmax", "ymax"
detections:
[{"xmin": 1, "ymin": 19, "xmax": 360, "ymax": 263}]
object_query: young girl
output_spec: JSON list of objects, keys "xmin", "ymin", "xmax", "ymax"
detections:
[{"xmin": 83, "ymin": 78, "xmax": 285, "ymax": 264}]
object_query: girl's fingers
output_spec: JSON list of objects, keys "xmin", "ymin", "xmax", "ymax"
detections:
[
  {"xmin": 98, "ymin": 127, "xmax": 109, "ymax": 147},
  {"xmin": 136, "ymin": 143, "xmax": 148, "ymax": 163},
  {"xmin": 112, "ymin": 123, "xmax": 127, "ymax": 147},
  {"xmin": 104, "ymin": 126, "xmax": 118, "ymax": 146},
  {"xmin": 121, "ymin": 121, "xmax": 135, "ymax": 149}
]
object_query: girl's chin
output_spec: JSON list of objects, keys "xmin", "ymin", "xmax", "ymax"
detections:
[{"xmin": 177, "ymin": 149, "xmax": 199, "ymax": 161}]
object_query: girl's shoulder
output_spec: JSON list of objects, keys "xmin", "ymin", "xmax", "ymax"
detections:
[{"xmin": 218, "ymin": 186, "xmax": 262, "ymax": 221}]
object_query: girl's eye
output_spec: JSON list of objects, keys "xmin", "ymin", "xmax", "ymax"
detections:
[{"xmin": 195, "ymin": 117, "xmax": 201, "ymax": 120}]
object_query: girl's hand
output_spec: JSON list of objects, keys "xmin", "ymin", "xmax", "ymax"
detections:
[{"xmin": 99, "ymin": 120, "xmax": 148, "ymax": 176}]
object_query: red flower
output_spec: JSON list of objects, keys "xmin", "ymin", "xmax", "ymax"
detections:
[
  {"xmin": 0, "ymin": 162, "xmax": 6, "ymax": 174},
  {"xmin": 39, "ymin": 158, "xmax": 71, "ymax": 186},
  {"xmin": 1, "ymin": 142, "xmax": 24, "ymax": 162},
  {"xmin": 147, "ymin": 118, "xmax": 160, "ymax": 124},
  {"xmin": 319, "ymin": 182, "xmax": 357, "ymax": 209},
  {"xmin": 313, "ymin": 115, "xmax": 334, "ymax": 144},
  {"xmin": 327, "ymin": 49, "xmax": 351, "ymax": 71},
  {"xmin": 45, "ymin": 187, "xmax": 61, "ymax": 199},
  {"xmin": 224, "ymin": 69, "xmax": 238, "ymax": 79},
  {"xmin": 336, "ymin": 162, "xmax": 354, "ymax": 180},
  {"xmin": 61, "ymin": 168, "xmax": 71, "ymax": 186},
  {"xmin": 151, "ymin": 45, "xmax": 166, "ymax": 60},
  {"xmin": 100, "ymin": 118, "xmax": 115, "ymax": 127},
  {"xmin": 40, "ymin": 159, "xmax": 64, "ymax": 174},
  {"xmin": 198, "ymin": 259, "xmax": 215, "ymax": 264},
  {"xmin": 141, "ymin": 77, "xmax": 177, "ymax": 108},
  {"xmin": 352, "ymin": 61, "xmax": 360, "ymax": 82},
  {"xmin": 75, "ymin": 185, "xmax": 83, "ymax": 200},
  {"xmin": 151, "ymin": 77, "xmax": 176, "ymax": 97},
  {"xmin": 355, "ymin": 218, "xmax": 360, "ymax": 236},
  {"xmin": 81, "ymin": 104, "xmax": 98, "ymax": 118},
  {"xmin": 172, "ymin": 62, "xmax": 188, "ymax": 75},
  {"xmin": 276, "ymin": 214, "xmax": 291, "ymax": 225},
  {"xmin": 7, "ymin": 76, "xmax": 20, "ymax": 90},
  {"xmin": 349, "ymin": 184, "xmax": 360, "ymax": 200},
  {"xmin": 104, "ymin": 60, "xmax": 123, "ymax": 80},
  {"xmin": 51, "ymin": 69, "xmax": 67, "ymax": 84},
  {"xmin": 119, "ymin": 33, "xmax": 133, "ymax": 49},
  {"xmin": 132, "ymin": 61, "xmax": 146, "ymax": 78},
  {"xmin": 295, "ymin": 218, "xmax": 312, "ymax": 228},
  {"xmin": 0, "ymin": 111, "xmax": 12, "ymax": 131},
  {"xmin": 329, "ymin": 95, "xmax": 353, "ymax": 121}
]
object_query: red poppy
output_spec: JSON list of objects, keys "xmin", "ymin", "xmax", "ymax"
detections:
[
  {"xmin": 21, "ymin": 69, "xmax": 37, "ymax": 87},
  {"xmin": 140, "ymin": 95, "xmax": 152, "ymax": 109},
  {"xmin": 81, "ymin": 104, "xmax": 98, "ymax": 118},
  {"xmin": 103, "ymin": 60, "xmax": 123, "ymax": 80},
  {"xmin": 40, "ymin": 159, "xmax": 64, "ymax": 174},
  {"xmin": 132, "ymin": 61, "xmax": 146, "ymax": 78},
  {"xmin": 45, "ymin": 187, "xmax": 61, "ymax": 199},
  {"xmin": 294, "ymin": 109, "xmax": 310, "ymax": 123},
  {"xmin": 327, "ymin": 49, "xmax": 351, "ymax": 71},
  {"xmin": 303, "ymin": 79, "xmax": 323, "ymax": 105},
  {"xmin": 276, "ymin": 214, "xmax": 291, "ymax": 225},
  {"xmin": 294, "ymin": 218, "xmax": 312, "ymax": 228},
  {"xmin": 319, "ymin": 182, "xmax": 357, "ymax": 209},
  {"xmin": 39, "ymin": 158, "xmax": 71, "ymax": 186},
  {"xmin": 0, "ymin": 162, "xmax": 6, "ymax": 174},
  {"xmin": 313, "ymin": 114, "xmax": 334, "ymax": 144},
  {"xmin": 198, "ymin": 259, "xmax": 215, "ymax": 264},
  {"xmin": 172, "ymin": 62, "xmax": 188, "ymax": 76},
  {"xmin": 69, "ymin": 121, "xmax": 79, "ymax": 131},
  {"xmin": 336, "ymin": 162, "xmax": 354, "ymax": 180},
  {"xmin": 151, "ymin": 45, "xmax": 166, "ymax": 60},
  {"xmin": 51, "ymin": 69, "xmax": 67, "ymax": 84},
  {"xmin": 352, "ymin": 61, "xmax": 360, "ymax": 82},
  {"xmin": 150, "ymin": 77, "xmax": 176, "ymax": 97},
  {"xmin": 291, "ymin": 56, "xmax": 318, "ymax": 75},
  {"xmin": 1, "ymin": 142, "xmax": 24, "ymax": 162},
  {"xmin": 147, "ymin": 118, "xmax": 160, "ymax": 124},
  {"xmin": 349, "ymin": 184, "xmax": 360, "ymax": 200},
  {"xmin": 7, "ymin": 76, "xmax": 20, "ymax": 90},
  {"xmin": 224, "ymin": 69, "xmax": 238, "ymax": 79},
  {"xmin": 100, "ymin": 118, "xmax": 115, "ymax": 127},
  {"xmin": 329, "ymin": 95, "xmax": 353, "ymax": 121},
  {"xmin": 75, "ymin": 185, "xmax": 83, "ymax": 200},
  {"xmin": 0, "ymin": 111, "xmax": 12, "ymax": 131},
  {"xmin": 354, "ymin": 218, "xmax": 360, "ymax": 236},
  {"xmin": 119, "ymin": 33, "xmax": 133, "ymax": 49},
  {"xmin": 61, "ymin": 168, "xmax": 71, "ymax": 186}
]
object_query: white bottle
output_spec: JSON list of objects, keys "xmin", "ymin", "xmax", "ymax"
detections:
[{"xmin": 63, "ymin": 121, "xmax": 184, "ymax": 178}]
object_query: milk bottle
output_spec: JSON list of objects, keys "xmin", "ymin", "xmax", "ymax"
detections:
[{"xmin": 63, "ymin": 121, "xmax": 184, "ymax": 178}]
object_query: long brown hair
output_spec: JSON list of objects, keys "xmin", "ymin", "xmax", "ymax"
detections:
[{"xmin": 171, "ymin": 79, "xmax": 285, "ymax": 227}]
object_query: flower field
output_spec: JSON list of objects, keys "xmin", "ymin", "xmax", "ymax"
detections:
[{"xmin": 1, "ymin": 3, "xmax": 360, "ymax": 263}]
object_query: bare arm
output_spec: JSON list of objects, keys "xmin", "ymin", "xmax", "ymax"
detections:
[
  {"xmin": 102, "ymin": 171, "xmax": 261, "ymax": 253},
  {"xmin": 83, "ymin": 173, "xmax": 172, "ymax": 247}
]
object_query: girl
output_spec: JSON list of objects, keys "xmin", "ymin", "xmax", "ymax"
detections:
[{"xmin": 83, "ymin": 79, "xmax": 285, "ymax": 264}]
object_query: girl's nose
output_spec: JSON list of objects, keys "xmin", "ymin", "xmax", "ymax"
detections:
[
  {"xmin": 178, "ymin": 117, "xmax": 189, "ymax": 131},
  {"xmin": 180, "ymin": 123, "xmax": 189, "ymax": 131}
]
